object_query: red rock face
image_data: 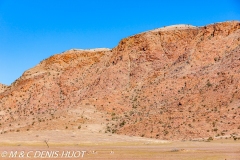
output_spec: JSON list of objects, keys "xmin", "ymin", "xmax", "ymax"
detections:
[{"xmin": 0, "ymin": 21, "xmax": 240, "ymax": 140}]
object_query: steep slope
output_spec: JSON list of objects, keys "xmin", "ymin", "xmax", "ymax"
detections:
[
  {"xmin": 0, "ymin": 21, "xmax": 240, "ymax": 140},
  {"xmin": 0, "ymin": 83, "xmax": 7, "ymax": 93}
]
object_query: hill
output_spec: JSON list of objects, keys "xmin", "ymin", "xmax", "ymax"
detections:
[{"xmin": 0, "ymin": 21, "xmax": 240, "ymax": 140}]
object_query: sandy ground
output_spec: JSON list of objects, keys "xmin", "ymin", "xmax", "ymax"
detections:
[{"xmin": 0, "ymin": 131, "xmax": 239, "ymax": 160}]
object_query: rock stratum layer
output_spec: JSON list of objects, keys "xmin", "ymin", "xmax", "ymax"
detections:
[{"xmin": 0, "ymin": 21, "xmax": 240, "ymax": 140}]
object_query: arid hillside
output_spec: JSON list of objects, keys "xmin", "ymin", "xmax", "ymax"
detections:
[
  {"xmin": 0, "ymin": 21, "xmax": 240, "ymax": 140},
  {"xmin": 0, "ymin": 83, "xmax": 7, "ymax": 93}
]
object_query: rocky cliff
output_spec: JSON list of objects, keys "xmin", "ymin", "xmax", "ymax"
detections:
[{"xmin": 0, "ymin": 21, "xmax": 240, "ymax": 140}]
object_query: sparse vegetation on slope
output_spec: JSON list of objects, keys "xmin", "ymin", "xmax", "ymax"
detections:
[
  {"xmin": 0, "ymin": 21, "xmax": 240, "ymax": 140},
  {"xmin": 0, "ymin": 83, "xmax": 7, "ymax": 93}
]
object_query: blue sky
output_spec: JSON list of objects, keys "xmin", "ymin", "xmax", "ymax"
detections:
[{"xmin": 0, "ymin": 0, "xmax": 239, "ymax": 85}]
